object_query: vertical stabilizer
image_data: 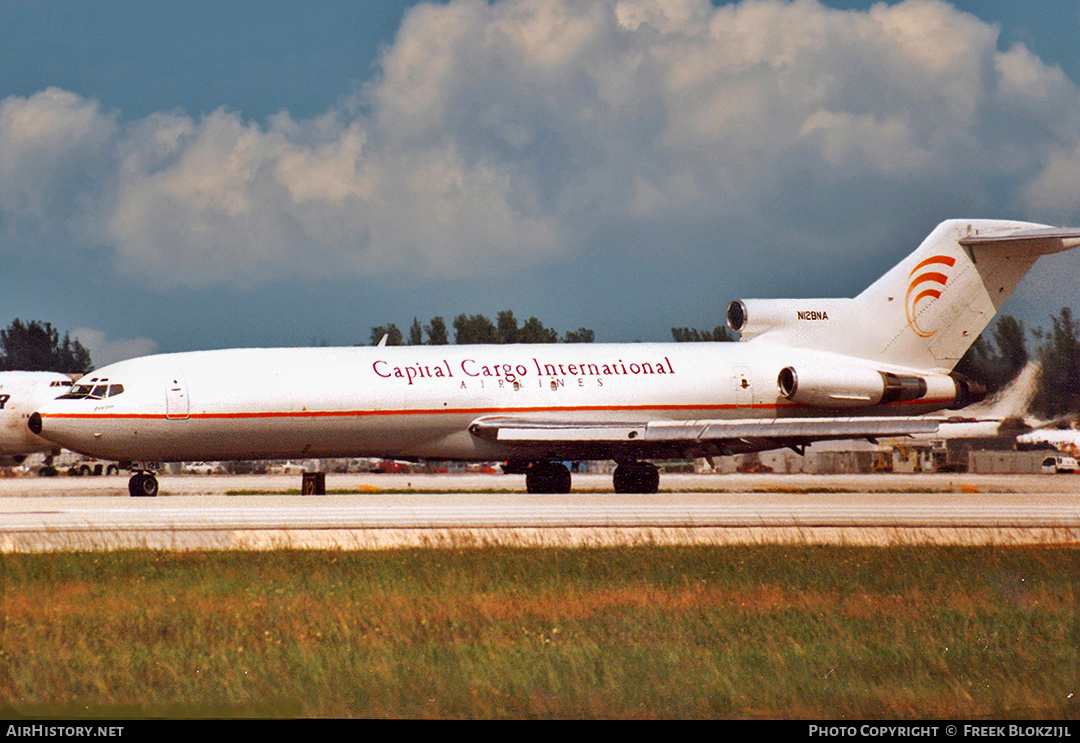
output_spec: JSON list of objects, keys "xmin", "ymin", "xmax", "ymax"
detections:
[
  {"xmin": 861, "ymin": 219, "xmax": 1080, "ymax": 370},
  {"xmin": 737, "ymin": 219, "xmax": 1080, "ymax": 372}
]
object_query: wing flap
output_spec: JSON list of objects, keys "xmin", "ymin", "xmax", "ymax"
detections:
[{"xmin": 469, "ymin": 416, "xmax": 938, "ymax": 445}]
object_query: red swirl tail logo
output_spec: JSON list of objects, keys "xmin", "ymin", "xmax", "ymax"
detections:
[{"xmin": 906, "ymin": 255, "xmax": 956, "ymax": 338}]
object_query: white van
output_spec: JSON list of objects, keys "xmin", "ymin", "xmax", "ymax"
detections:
[{"xmin": 1041, "ymin": 455, "xmax": 1078, "ymax": 474}]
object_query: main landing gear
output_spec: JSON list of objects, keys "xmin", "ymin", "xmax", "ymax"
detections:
[
  {"xmin": 128, "ymin": 469, "xmax": 159, "ymax": 497},
  {"xmin": 525, "ymin": 462, "xmax": 572, "ymax": 493},
  {"xmin": 519, "ymin": 460, "xmax": 661, "ymax": 494},
  {"xmin": 613, "ymin": 461, "xmax": 660, "ymax": 494}
]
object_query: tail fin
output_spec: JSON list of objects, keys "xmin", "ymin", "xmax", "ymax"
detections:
[
  {"xmin": 860, "ymin": 219, "xmax": 1080, "ymax": 370},
  {"xmin": 732, "ymin": 219, "xmax": 1080, "ymax": 371}
]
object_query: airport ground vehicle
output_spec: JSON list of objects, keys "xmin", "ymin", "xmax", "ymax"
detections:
[
  {"xmin": 1041, "ymin": 455, "xmax": 1078, "ymax": 474},
  {"xmin": 182, "ymin": 461, "xmax": 227, "ymax": 475}
]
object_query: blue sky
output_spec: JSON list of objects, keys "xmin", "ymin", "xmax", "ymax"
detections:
[{"xmin": 2, "ymin": 0, "xmax": 1080, "ymax": 365}]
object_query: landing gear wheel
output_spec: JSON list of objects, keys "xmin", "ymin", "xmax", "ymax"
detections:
[
  {"xmin": 525, "ymin": 462, "xmax": 572, "ymax": 494},
  {"xmin": 613, "ymin": 461, "xmax": 660, "ymax": 494},
  {"xmin": 129, "ymin": 472, "xmax": 159, "ymax": 497}
]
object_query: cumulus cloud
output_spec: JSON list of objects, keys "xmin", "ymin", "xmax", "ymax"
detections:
[
  {"xmin": 0, "ymin": 88, "xmax": 118, "ymax": 253},
  {"xmin": 70, "ymin": 328, "xmax": 159, "ymax": 368},
  {"xmin": 2, "ymin": 0, "xmax": 1080, "ymax": 290}
]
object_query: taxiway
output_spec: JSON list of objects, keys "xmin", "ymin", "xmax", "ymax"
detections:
[{"xmin": 1, "ymin": 472, "xmax": 1079, "ymax": 551}]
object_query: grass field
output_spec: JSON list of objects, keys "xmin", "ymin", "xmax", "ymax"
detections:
[{"xmin": 0, "ymin": 544, "xmax": 1076, "ymax": 719}]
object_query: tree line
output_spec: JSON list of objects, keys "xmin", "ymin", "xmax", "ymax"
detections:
[
  {"xmin": 370, "ymin": 311, "xmax": 734, "ymax": 346},
  {"xmin": 369, "ymin": 311, "xmax": 600, "ymax": 346},
  {"xmin": 369, "ymin": 313, "xmax": 600, "ymax": 347},
  {"xmin": 955, "ymin": 309, "xmax": 1080, "ymax": 420}
]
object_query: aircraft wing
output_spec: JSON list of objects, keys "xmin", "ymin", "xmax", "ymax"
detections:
[{"xmin": 469, "ymin": 416, "xmax": 939, "ymax": 457}]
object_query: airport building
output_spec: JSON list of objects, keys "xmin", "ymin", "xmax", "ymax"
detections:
[{"xmin": 701, "ymin": 432, "xmax": 1059, "ymax": 475}]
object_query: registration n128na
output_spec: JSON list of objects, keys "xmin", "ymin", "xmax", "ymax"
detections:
[{"xmin": 29, "ymin": 219, "xmax": 1080, "ymax": 497}]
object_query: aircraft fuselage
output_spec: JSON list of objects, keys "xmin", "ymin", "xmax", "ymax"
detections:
[
  {"xmin": 0, "ymin": 371, "xmax": 72, "ymax": 463},
  {"xmin": 32, "ymin": 342, "xmax": 955, "ymax": 464}
]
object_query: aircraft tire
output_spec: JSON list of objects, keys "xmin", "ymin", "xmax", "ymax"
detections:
[
  {"xmin": 613, "ymin": 461, "xmax": 659, "ymax": 494},
  {"xmin": 128, "ymin": 473, "xmax": 159, "ymax": 497},
  {"xmin": 525, "ymin": 462, "xmax": 572, "ymax": 494}
]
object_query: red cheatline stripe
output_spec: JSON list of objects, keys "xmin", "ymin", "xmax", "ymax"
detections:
[{"xmin": 40, "ymin": 397, "xmax": 956, "ymax": 422}]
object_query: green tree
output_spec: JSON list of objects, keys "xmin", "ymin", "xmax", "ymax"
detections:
[
  {"xmin": 671, "ymin": 325, "xmax": 733, "ymax": 342},
  {"xmin": 490, "ymin": 311, "xmax": 560, "ymax": 344},
  {"xmin": 1032, "ymin": 308, "xmax": 1080, "ymax": 419},
  {"xmin": 0, "ymin": 319, "xmax": 92, "ymax": 373},
  {"xmin": 954, "ymin": 315, "xmax": 1028, "ymax": 395},
  {"xmin": 452, "ymin": 314, "xmax": 497, "ymax": 344},
  {"xmin": 496, "ymin": 310, "xmax": 520, "ymax": 344},
  {"xmin": 517, "ymin": 316, "xmax": 559, "ymax": 343},
  {"xmin": 369, "ymin": 324, "xmax": 403, "ymax": 346},
  {"xmin": 407, "ymin": 318, "xmax": 424, "ymax": 346},
  {"xmin": 562, "ymin": 328, "xmax": 595, "ymax": 343},
  {"xmin": 424, "ymin": 316, "xmax": 449, "ymax": 345}
]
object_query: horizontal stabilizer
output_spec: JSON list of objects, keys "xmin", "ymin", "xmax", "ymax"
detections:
[{"xmin": 958, "ymin": 226, "xmax": 1080, "ymax": 250}]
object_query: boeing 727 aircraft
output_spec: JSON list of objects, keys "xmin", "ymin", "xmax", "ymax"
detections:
[
  {"xmin": 0, "ymin": 371, "xmax": 72, "ymax": 466},
  {"xmin": 29, "ymin": 219, "xmax": 1080, "ymax": 496}
]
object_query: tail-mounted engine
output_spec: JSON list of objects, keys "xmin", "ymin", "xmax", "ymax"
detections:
[
  {"xmin": 776, "ymin": 366, "xmax": 985, "ymax": 410},
  {"xmin": 949, "ymin": 374, "xmax": 987, "ymax": 410},
  {"xmin": 727, "ymin": 298, "xmax": 850, "ymax": 341}
]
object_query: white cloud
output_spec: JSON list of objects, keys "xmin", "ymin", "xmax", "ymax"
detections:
[
  {"xmin": 3, "ymin": 0, "xmax": 1080, "ymax": 289},
  {"xmin": 0, "ymin": 88, "xmax": 118, "ymax": 251},
  {"xmin": 70, "ymin": 328, "xmax": 159, "ymax": 368}
]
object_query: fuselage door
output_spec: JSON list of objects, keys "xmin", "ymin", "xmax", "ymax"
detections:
[{"xmin": 166, "ymin": 376, "xmax": 190, "ymax": 420}]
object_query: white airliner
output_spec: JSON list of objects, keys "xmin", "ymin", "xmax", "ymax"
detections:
[
  {"xmin": 0, "ymin": 371, "xmax": 73, "ymax": 466},
  {"xmin": 1017, "ymin": 426, "xmax": 1080, "ymax": 452},
  {"xmin": 29, "ymin": 219, "xmax": 1080, "ymax": 497}
]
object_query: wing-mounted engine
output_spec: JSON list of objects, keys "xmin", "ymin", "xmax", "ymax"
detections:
[
  {"xmin": 776, "ymin": 365, "xmax": 985, "ymax": 410},
  {"xmin": 726, "ymin": 298, "xmax": 852, "ymax": 342}
]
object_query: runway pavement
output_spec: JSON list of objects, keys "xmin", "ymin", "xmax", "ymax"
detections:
[{"xmin": 1, "ymin": 471, "xmax": 1079, "ymax": 551}]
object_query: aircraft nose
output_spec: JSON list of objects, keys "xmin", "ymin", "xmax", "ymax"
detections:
[{"xmin": 27, "ymin": 412, "xmax": 42, "ymax": 435}]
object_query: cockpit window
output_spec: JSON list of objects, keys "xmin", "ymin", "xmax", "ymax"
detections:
[{"xmin": 59, "ymin": 379, "xmax": 125, "ymax": 399}]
